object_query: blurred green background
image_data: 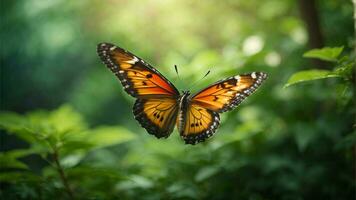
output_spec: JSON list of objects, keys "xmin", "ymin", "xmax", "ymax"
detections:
[{"xmin": 0, "ymin": 0, "xmax": 355, "ymax": 199}]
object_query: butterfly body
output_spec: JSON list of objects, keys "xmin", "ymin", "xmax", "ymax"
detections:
[{"xmin": 97, "ymin": 43, "xmax": 267, "ymax": 145}]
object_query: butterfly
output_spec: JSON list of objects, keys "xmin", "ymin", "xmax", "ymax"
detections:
[{"xmin": 97, "ymin": 43, "xmax": 267, "ymax": 145}]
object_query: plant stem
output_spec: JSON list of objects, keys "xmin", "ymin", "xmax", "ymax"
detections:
[{"xmin": 53, "ymin": 149, "xmax": 74, "ymax": 199}]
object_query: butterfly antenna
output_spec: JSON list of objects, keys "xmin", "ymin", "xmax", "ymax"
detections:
[
  {"xmin": 187, "ymin": 70, "xmax": 211, "ymax": 91},
  {"xmin": 174, "ymin": 64, "xmax": 184, "ymax": 85},
  {"xmin": 174, "ymin": 65, "xmax": 180, "ymax": 78}
]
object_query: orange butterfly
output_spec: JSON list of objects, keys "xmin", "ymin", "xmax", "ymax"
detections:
[{"xmin": 97, "ymin": 43, "xmax": 267, "ymax": 145}]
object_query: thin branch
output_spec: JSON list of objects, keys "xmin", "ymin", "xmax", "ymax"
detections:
[{"xmin": 52, "ymin": 148, "xmax": 74, "ymax": 199}]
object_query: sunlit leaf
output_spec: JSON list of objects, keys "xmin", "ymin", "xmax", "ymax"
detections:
[
  {"xmin": 86, "ymin": 126, "xmax": 136, "ymax": 148},
  {"xmin": 0, "ymin": 105, "xmax": 87, "ymax": 144},
  {"xmin": 303, "ymin": 46, "xmax": 343, "ymax": 62},
  {"xmin": 47, "ymin": 104, "xmax": 87, "ymax": 136},
  {"xmin": 284, "ymin": 69, "xmax": 341, "ymax": 88},
  {"xmin": 0, "ymin": 112, "xmax": 38, "ymax": 143},
  {"xmin": 60, "ymin": 153, "xmax": 85, "ymax": 168}
]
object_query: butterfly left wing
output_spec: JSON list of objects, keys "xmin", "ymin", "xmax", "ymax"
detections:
[
  {"xmin": 191, "ymin": 72, "xmax": 267, "ymax": 113},
  {"xmin": 97, "ymin": 43, "xmax": 179, "ymax": 98},
  {"xmin": 97, "ymin": 43, "xmax": 180, "ymax": 138},
  {"xmin": 134, "ymin": 98, "xmax": 178, "ymax": 138}
]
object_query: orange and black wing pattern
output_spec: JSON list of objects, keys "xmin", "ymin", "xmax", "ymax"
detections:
[
  {"xmin": 134, "ymin": 98, "xmax": 179, "ymax": 138},
  {"xmin": 97, "ymin": 43, "xmax": 180, "ymax": 138},
  {"xmin": 191, "ymin": 72, "xmax": 267, "ymax": 113},
  {"xmin": 179, "ymin": 72, "xmax": 267, "ymax": 144},
  {"xmin": 178, "ymin": 103, "xmax": 220, "ymax": 144},
  {"xmin": 97, "ymin": 43, "xmax": 179, "ymax": 98}
]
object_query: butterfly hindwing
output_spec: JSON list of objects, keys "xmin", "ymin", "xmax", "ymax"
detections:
[
  {"xmin": 133, "ymin": 98, "xmax": 179, "ymax": 138},
  {"xmin": 97, "ymin": 43, "xmax": 179, "ymax": 98},
  {"xmin": 178, "ymin": 103, "xmax": 220, "ymax": 144},
  {"xmin": 191, "ymin": 72, "xmax": 267, "ymax": 113}
]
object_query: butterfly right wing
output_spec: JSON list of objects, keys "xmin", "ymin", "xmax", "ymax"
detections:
[
  {"xmin": 178, "ymin": 72, "xmax": 267, "ymax": 144},
  {"xmin": 133, "ymin": 98, "xmax": 179, "ymax": 138},
  {"xmin": 191, "ymin": 72, "xmax": 267, "ymax": 112}
]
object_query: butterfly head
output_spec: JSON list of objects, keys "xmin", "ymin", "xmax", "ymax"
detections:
[{"xmin": 181, "ymin": 90, "xmax": 191, "ymax": 96}]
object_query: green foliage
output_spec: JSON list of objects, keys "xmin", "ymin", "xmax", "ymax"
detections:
[
  {"xmin": 303, "ymin": 46, "xmax": 344, "ymax": 62},
  {"xmin": 284, "ymin": 69, "xmax": 341, "ymax": 88},
  {"xmin": 0, "ymin": 105, "xmax": 136, "ymax": 199},
  {"xmin": 0, "ymin": 149, "xmax": 34, "ymax": 169},
  {"xmin": 285, "ymin": 46, "xmax": 355, "ymax": 88},
  {"xmin": 0, "ymin": 105, "xmax": 136, "ymax": 155}
]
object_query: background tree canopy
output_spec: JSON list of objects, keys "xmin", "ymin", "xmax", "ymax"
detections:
[{"xmin": 0, "ymin": 0, "xmax": 355, "ymax": 199}]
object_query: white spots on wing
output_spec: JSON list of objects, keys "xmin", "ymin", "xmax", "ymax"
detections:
[
  {"xmin": 119, "ymin": 70, "xmax": 124, "ymax": 74},
  {"xmin": 234, "ymin": 75, "xmax": 240, "ymax": 81},
  {"xmin": 251, "ymin": 72, "xmax": 257, "ymax": 79},
  {"xmin": 124, "ymin": 85, "xmax": 130, "ymax": 89},
  {"xmin": 109, "ymin": 46, "xmax": 116, "ymax": 51},
  {"xmin": 126, "ymin": 56, "xmax": 139, "ymax": 64}
]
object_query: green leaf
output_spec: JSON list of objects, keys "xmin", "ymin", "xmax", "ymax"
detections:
[
  {"xmin": 58, "ymin": 126, "xmax": 137, "ymax": 156},
  {"xmin": 60, "ymin": 153, "xmax": 85, "ymax": 168},
  {"xmin": 303, "ymin": 46, "xmax": 343, "ymax": 62},
  {"xmin": 47, "ymin": 104, "xmax": 87, "ymax": 136},
  {"xmin": 284, "ymin": 69, "xmax": 342, "ymax": 88},
  {"xmin": 0, "ymin": 149, "xmax": 35, "ymax": 169},
  {"xmin": 0, "ymin": 112, "xmax": 38, "ymax": 143},
  {"xmin": 0, "ymin": 105, "xmax": 87, "ymax": 143},
  {"xmin": 86, "ymin": 126, "xmax": 136, "ymax": 148}
]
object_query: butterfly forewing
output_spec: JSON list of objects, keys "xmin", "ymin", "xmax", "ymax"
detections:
[
  {"xmin": 192, "ymin": 72, "xmax": 267, "ymax": 113},
  {"xmin": 97, "ymin": 43, "xmax": 179, "ymax": 98}
]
